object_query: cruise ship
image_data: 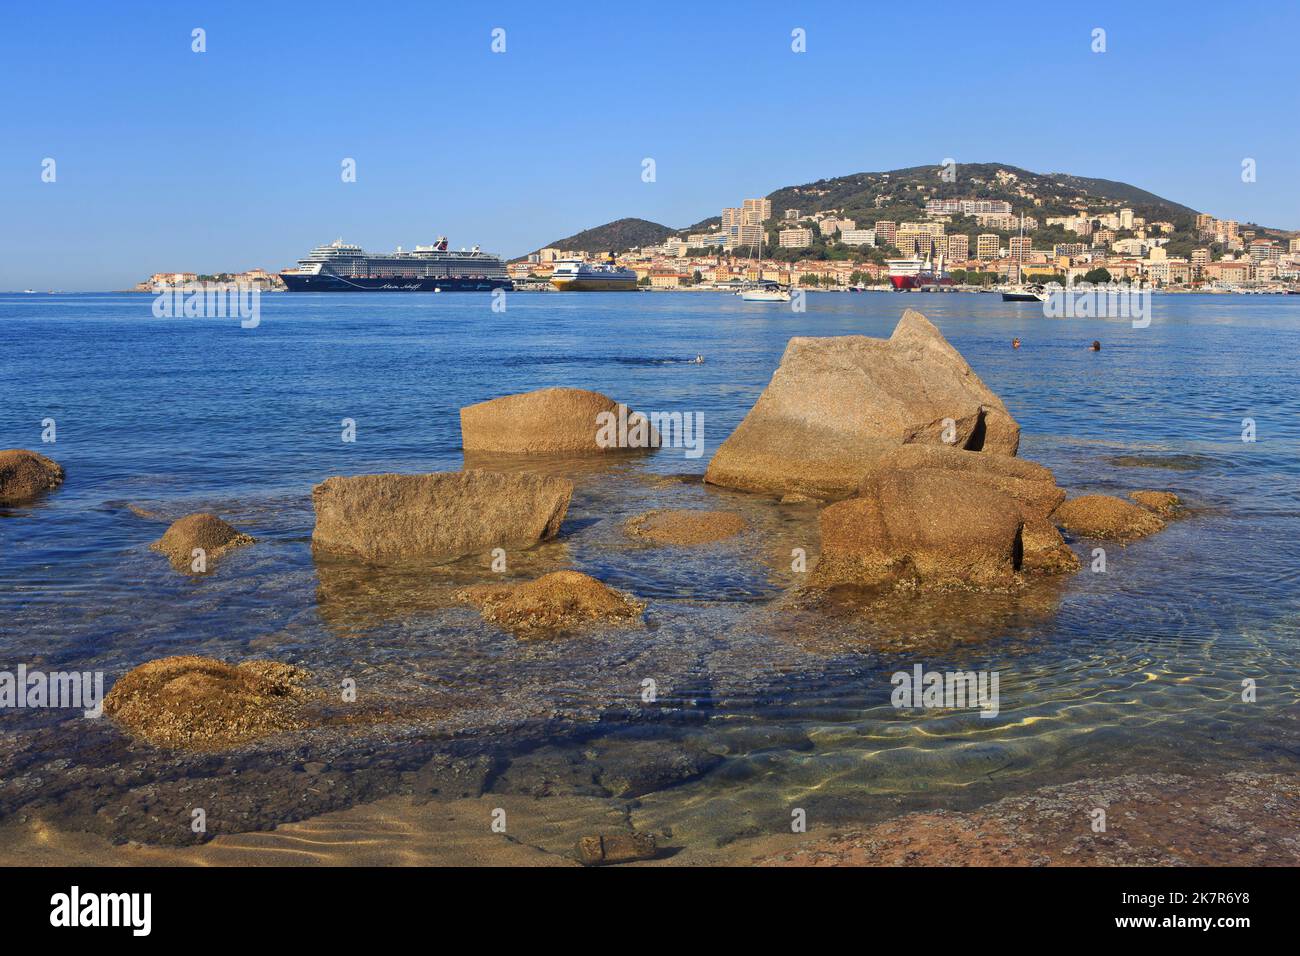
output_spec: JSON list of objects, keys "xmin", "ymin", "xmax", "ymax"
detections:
[
  {"xmin": 549, "ymin": 257, "xmax": 638, "ymax": 292},
  {"xmin": 280, "ymin": 237, "xmax": 511, "ymax": 292}
]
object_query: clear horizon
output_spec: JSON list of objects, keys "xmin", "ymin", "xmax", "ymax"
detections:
[{"xmin": 3, "ymin": 0, "xmax": 1298, "ymax": 290}]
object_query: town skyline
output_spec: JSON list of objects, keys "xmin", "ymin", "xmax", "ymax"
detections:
[{"xmin": 133, "ymin": 163, "xmax": 1297, "ymax": 295}]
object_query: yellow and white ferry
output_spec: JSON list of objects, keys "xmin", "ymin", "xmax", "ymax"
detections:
[{"xmin": 549, "ymin": 256, "xmax": 638, "ymax": 291}]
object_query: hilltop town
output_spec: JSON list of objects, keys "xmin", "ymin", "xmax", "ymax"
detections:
[
  {"xmin": 521, "ymin": 208, "xmax": 1295, "ymax": 292},
  {"xmin": 519, "ymin": 164, "xmax": 1297, "ymax": 291}
]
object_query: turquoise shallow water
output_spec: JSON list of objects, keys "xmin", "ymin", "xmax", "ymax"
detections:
[{"xmin": 1, "ymin": 290, "xmax": 1298, "ymax": 849}]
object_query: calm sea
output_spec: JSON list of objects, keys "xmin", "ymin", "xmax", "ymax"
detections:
[{"xmin": 2, "ymin": 290, "xmax": 1298, "ymax": 851}]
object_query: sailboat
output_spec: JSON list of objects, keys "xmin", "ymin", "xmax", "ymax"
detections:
[
  {"xmin": 1000, "ymin": 213, "xmax": 1044, "ymax": 301},
  {"xmin": 739, "ymin": 221, "xmax": 792, "ymax": 302}
]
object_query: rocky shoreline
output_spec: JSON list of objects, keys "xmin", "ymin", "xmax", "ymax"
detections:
[{"xmin": 0, "ymin": 309, "xmax": 1205, "ymax": 864}]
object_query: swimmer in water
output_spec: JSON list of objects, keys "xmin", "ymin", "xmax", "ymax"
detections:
[
  {"xmin": 1090, "ymin": 340, "xmax": 1101, "ymax": 351},
  {"xmin": 1012, "ymin": 338, "xmax": 1021, "ymax": 349},
  {"xmin": 693, "ymin": 354, "xmax": 704, "ymax": 364}
]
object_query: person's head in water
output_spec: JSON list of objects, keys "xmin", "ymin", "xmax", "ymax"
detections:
[
  {"xmin": 1012, "ymin": 338, "xmax": 1021, "ymax": 349},
  {"xmin": 1090, "ymin": 340, "xmax": 1101, "ymax": 351}
]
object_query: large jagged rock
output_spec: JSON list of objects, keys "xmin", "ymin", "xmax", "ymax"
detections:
[
  {"xmin": 0, "ymin": 449, "xmax": 65, "ymax": 504},
  {"xmin": 151, "ymin": 513, "xmax": 255, "ymax": 572},
  {"xmin": 455, "ymin": 570, "xmax": 644, "ymax": 635},
  {"xmin": 311, "ymin": 470, "xmax": 572, "ymax": 564},
  {"xmin": 705, "ymin": 310, "xmax": 1020, "ymax": 499},
  {"xmin": 811, "ymin": 470, "xmax": 1024, "ymax": 588},
  {"xmin": 1053, "ymin": 494, "xmax": 1165, "ymax": 541},
  {"xmin": 460, "ymin": 387, "xmax": 654, "ymax": 455},
  {"xmin": 103, "ymin": 655, "xmax": 313, "ymax": 750}
]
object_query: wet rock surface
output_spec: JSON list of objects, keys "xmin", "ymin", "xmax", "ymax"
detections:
[
  {"xmin": 624, "ymin": 508, "xmax": 748, "ymax": 546},
  {"xmin": 0, "ymin": 449, "xmax": 65, "ymax": 504},
  {"xmin": 576, "ymin": 832, "xmax": 658, "ymax": 865},
  {"xmin": 455, "ymin": 570, "xmax": 644, "ymax": 635},
  {"xmin": 1130, "ymin": 490, "xmax": 1181, "ymax": 516},
  {"xmin": 103, "ymin": 655, "xmax": 313, "ymax": 749},
  {"xmin": 1053, "ymin": 494, "xmax": 1166, "ymax": 541},
  {"xmin": 151, "ymin": 513, "xmax": 255, "ymax": 572},
  {"xmin": 1019, "ymin": 516, "xmax": 1081, "ymax": 574}
]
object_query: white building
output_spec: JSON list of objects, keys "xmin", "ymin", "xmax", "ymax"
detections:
[{"xmin": 840, "ymin": 229, "xmax": 876, "ymax": 247}]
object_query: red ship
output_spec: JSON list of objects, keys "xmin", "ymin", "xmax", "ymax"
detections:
[{"xmin": 887, "ymin": 255, "xmax": 954, "ymax": 290}]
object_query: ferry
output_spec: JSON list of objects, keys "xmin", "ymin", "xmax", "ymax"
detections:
[
  {"xmin": 549, "ymin": 256, "xmax": 638, "ymax": 292},
  {"xmin": 887, "ymin": 255, "xmax": 953, "ymax": 291},
  {"xmin": 280, "ymin": 237, "xmax": 511, "ymax": 292}
]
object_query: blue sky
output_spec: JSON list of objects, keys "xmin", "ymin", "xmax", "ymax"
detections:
[{"xmin": 2, "ymin": 0, "xmax": 1297, "ymax": 290}]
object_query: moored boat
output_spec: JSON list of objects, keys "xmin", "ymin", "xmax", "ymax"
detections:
[
  {"xmin": 1001, "ymin": 284, "xmax": 1048, "ymax": 302},
  {"xmin": 549, "ymin": 256, "xmax": 638, "ymax": 291}
]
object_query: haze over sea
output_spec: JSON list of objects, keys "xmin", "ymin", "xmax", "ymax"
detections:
[{"xmin": 1, "ymin": 290, "xmax": 1297, "ymax": 861}]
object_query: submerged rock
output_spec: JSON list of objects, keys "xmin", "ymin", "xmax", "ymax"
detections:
[
  {"xmin": 1130, "ymin": 490, "xmax": 1181, "ymax": 516},
  {"xmin": 1053, "ymin": 494, "xmax": 1166, "ymax": 541},
  {"xmin": 595, "ymin": 740, "xmax": 724, "ymax": 798},
  {"xmin": 455, "ymin": 570, "xmax": 644, "ymax": 635},
  {"xmin": 1105, "ymin": 453, "xmax": 1211, "ymax": 472},
  {"xmin": 0, "ymin": 449, "xmax": 65, "ymax": 504},
  {"xmin": 460, "ymin": 387, "xmax": 654, "ymax": 455},
  {"xmin": 151, "ymin": 513, "xmax": 255, "ymax": 572},
  {"xmin": 624, "ymin": 509, "xmax": 747, "ymax": 546},
  {"xmin": 576, "ymin": 832, "xmax": 658, "ymax": 866},
  {"xmin": 705, "ymin": 310, "xmax": 1020, "ymax": 499},
  {"xmin": 779, "ymin": 492, "xmax": 820, "ymax": 505},
  {"xmin": 812, "ymin": 470, "xmax": 1024, "ymax": 588},
  {"xmin": 311, "ymin": 470, "xmax": 572, "ymax": 563},
  {"xmin": 103, "ymin": 655, "xmax": 313, "ymax": 750}
]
